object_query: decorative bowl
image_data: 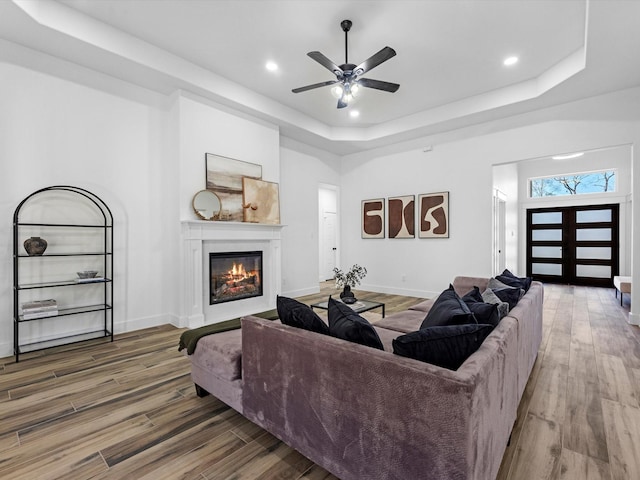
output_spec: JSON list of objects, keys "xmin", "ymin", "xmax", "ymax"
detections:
[{"xmin": 77, "ymin": 270, "xmax": 99, "ymax": 279}]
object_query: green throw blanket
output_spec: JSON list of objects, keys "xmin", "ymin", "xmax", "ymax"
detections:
[{"xmin": 178, "ymin": 309, "xmax": 279, "ymax": 355}]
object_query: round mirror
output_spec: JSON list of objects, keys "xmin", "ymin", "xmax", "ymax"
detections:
[{"xmin": 192, "ymin": 190, "xmax": 222, "ymax": 220}]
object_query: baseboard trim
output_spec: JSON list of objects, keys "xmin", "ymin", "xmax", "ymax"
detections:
[{"xmin": 628, "ymin": 311, "xmax": 640, "ymax": 326}]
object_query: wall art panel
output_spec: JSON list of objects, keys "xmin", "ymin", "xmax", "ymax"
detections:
[
  {"xmin": 205, "ymin": 153, "xmax": 262, "ymax": 221},
  {"xmin": 242, "ymin": 178, "xmax": 280, "ymax": 224},
  {"xmin": 361, "ymin": 198, "xmax": 385, "ymax": 238},
  {"xmin": 418, "ymin": 191, "xmax": 449, "ymax": 238},
  {"xmin": 388, "ymin": 195, "xmax": 415, "ymax": 239}
]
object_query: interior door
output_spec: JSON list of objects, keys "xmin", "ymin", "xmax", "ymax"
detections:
[
  {"xmin": 321, "ymin": 211, "xmax": 337, "ymax": 280},
  {"xmin": 526, "ymin": 204, "xmax": 619, "ymax": 287},
  {"xmin": 493, "ymin": 192, "xmax": 507, "ymax": 275}
]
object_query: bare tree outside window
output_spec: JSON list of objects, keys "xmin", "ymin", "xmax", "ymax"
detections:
[{"xmin": 530, "ymin": 170, "xmax": 616, "ymax": 198}]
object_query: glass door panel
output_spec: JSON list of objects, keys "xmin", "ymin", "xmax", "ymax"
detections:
[
  {"xmin": 576, "ymin": 228, "xmax": 612, "ymax": 241},
  {"xmin": 576, "ymin": 209, "xmax": 612, "ymax": 223},
  {"xmin": 532, "ymin": 211, "xmax": 562, "ymax": 224},
  {"xmin": 532, "ymin": 229, "xmax": 562, "ymax": 241},
  {"xmin": 531, "ymin": 263, "xmax": 563, "ymax": 276},
  {"xmin": 576, "ymin": 247, "xmax": 611, "ymax": 260},
  {"xmin": 532, "ymin": 246, "xmax": 563, "ymax": 258}
]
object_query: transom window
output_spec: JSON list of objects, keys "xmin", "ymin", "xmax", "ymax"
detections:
[{"xmin": 529, "ymin": 170, "xmax": 616, "ymax": 198}]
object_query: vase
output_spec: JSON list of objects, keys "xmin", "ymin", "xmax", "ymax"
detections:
[
  {"xmin": 340, "ymin": 285, "xmax": 357, "ymax": 304},
  {"xmin": 24, "ymin": 236, "xmax": 48, "ymax": 256}
]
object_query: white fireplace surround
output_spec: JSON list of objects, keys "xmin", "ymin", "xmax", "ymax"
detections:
[{"xmin": 180, "ymin": 220, "xmax": 284, "ymax": 329}]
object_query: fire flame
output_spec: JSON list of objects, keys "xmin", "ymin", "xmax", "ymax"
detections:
[{"xmin": 230, "ymin": 262, "xmax": 246, "ymax": 277}]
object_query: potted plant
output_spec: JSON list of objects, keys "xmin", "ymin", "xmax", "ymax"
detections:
[{"xmin": 333, "ymin": 264, "xmax": 367, "ymax": 304}]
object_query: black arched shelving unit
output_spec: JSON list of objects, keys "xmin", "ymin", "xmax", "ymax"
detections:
[{"xmin": 13, "ymin": 186, "xmax": 114, "ymax": 362}]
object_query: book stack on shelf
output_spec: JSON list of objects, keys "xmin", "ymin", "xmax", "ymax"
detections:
[{"xmin": 21, "ymin": 299, "xmax": 58, "ymax": 319}]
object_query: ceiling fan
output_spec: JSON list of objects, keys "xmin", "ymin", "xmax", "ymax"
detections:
[{"xmin": 292, "ymin": 19, "xmax": 400, "ymax": 109}]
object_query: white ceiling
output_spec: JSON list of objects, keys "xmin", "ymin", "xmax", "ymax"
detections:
[{"xmin": 2, "ymin": 0, "xmax": 640, "ymax": 154}]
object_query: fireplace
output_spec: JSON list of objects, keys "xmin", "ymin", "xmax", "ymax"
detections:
[{"xmin": 210, "ymin": 251, "xmax": 263, "ymax": 304}]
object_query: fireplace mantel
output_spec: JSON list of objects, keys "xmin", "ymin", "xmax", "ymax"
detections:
[{"xmin": 180, "ymin": 220, "xmax": 284, "ymax": 328}]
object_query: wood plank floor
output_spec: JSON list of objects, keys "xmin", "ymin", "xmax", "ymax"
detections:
[{"xmin": 1, "ymin": 283, "xmax": 639, "ymax": 479}]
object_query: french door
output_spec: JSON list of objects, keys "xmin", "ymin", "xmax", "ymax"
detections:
[{"xmin": 526, "ymin": 204, "xmax": 619, "ymax": 287}]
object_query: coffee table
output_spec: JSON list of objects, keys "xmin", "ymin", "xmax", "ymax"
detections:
[{"xmin": 310, "ymin": 299, "xmax": 385, "ymax": 318}]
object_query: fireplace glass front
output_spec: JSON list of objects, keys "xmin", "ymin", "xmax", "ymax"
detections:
[{"xmin": 209, "ymin": 251, "xmax": 263, "ymax": 304}]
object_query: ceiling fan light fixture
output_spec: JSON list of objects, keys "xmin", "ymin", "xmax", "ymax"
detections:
[{"xmin": 291, "ymin": 20, "xmax": 399, "ymax": 109}]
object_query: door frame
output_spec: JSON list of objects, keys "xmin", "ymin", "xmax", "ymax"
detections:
[{"xmin": 526, "ymin": 203, "xmax": 619, "ymax": 287}]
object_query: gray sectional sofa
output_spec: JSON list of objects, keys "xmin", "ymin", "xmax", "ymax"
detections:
[{"xmin": 187, "ymin": 276, "xmax": 543, "ymax": 480}]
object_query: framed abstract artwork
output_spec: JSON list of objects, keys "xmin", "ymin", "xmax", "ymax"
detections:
[
  {"xmin": 418, "ymin": 192, "xmax": 449, "ymax": 238},
  {"xmin": 205, "ymin": 153, "xmax": 262, "ymax": 221},
  {"xmin": 242, "ymin": 177, "xmax": 280, "ymax": 224},
  {"xmin": 361, "ymin": 198, "xmax": 385, "ymax": 238},
  {"xmin": 388, "ymin": 195, "xmax": 415, "ymax": 239}
]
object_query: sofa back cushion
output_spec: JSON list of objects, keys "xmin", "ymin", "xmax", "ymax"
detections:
[
  {"xmin": 277, "ymin": 296, "xmax": 329, "ymax": 335},
  {"xmin": 328, "ymin": 297, "xmax": 384, "ymax": 350},
  {"xmin": 421, "ymin": 284, "xmax": 477, "ymax": 329},
  {"xmin": 392, "ymin": 324, "xmax": 495, "ymax": 370}
]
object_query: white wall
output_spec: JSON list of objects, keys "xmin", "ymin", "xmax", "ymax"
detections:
[
  {"xmin": 0, "ymin": 62, "xmax": 177, "ymax": 357},
  {"xmin": 175, "ymin": 92, "xmax": 280, "ymax": 221},
  {"xmin": 279, "ymin": 138, "xmax": 341, "ymax": 297}
]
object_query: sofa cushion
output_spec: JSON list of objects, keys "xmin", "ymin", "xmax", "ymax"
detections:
[
  {"xmin": 420, "ymin": 284, "xmax": 477, "ymax": 329},
  {"xmin": 461, "ymin": 287, "xmax": 500, "ymax": 327},
  {"xmin": 408, "ymin": 298, "xmax": 436, "ymax": 313},
  {"xmin": 328, "ymin": 297, "xmax": 384, "ymax": 350},
  {"xmin": 496, "ymin": 269, "xmax": 532, "ymax": 293},
  {"xmin": 375, "ymin": 310, "xmax": 425, "ymax": 333},
  {"xmin": 277, "ymin": 296, "xmax": 329, "ymax": 335},
  {"xmin": 392, "ymin": 324, "xmax": 495, "ymax": 370},
  {"xmin": 481, "ymin": 287, "xmax": 510, "ymax": 318},
  {"xmin": 191, "ymin": 328, "xmax": 243, "ymax": 381}
]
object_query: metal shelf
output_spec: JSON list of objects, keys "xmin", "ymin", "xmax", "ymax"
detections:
[
  {"xmin": 17, "ymin": 329, "xmax": 113, "ymax": 354},
  {"xmin": 17, "ymin": 278, "xmax": 112, "ymax": 290},
  {"xmin": 18, "ymin": 304, "xmax": 113, "ymax": 322},
  {"xmin": 13, "ymin": 185, "xmax": 114, "ymax": 362},
  {"xmin": 17, "ymin": 252, "xmax": 112, "ymax": 258}
]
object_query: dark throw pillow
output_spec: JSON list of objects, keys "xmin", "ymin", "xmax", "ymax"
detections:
[
  {"xmin": 487, "ymin": 278, "xmax": 524, "ymax": 310},
  {"xmin": 461, "ymin": 287, "xmax": 500, "ymax": 327},
  {"xmin": 392, "ymin": 324, "xmax": 495, "ymax": 370},
  {"xmin": 497, "ymin": 269, "xmax": 532, "ymax": 292},
  {"xmin": 460, "ymin": 286, "xmax": 484, "ymax": 304},
  {"xmin": 421, "ymin": 284, "xmax": 477, "ymax": 329},
  {"xmin": 276, "ymin": 296, "xmax": 329, "ymax": 335},
  {"xmin": 328, "ymin": 297, "xmax": 383, "ymax": 350}
]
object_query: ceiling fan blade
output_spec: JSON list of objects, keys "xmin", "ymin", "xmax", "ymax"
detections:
[
  {"xmin": 354, "ymin": 46, "xmax": 396, "ymax": 76},
  {"xmin": 358, "ymin": 78, "xmax": 400, "ymax": 93},
  {"xmin": 292, "ymin": 80, "xmax": 339, "ymax": 93},
  {"xmin": 307, "ymin": 51, "xmax": 343, "ymax": 76}
]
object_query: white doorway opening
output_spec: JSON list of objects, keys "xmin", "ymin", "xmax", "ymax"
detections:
[{"xmin": 319, "ymin": 185, "xmax": 339, "ymax": 281}]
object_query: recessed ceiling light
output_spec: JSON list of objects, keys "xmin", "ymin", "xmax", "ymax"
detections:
[
  {"xmin": 265, "ymin": 61, "xmax": 278, "ymax": 72},
  {"xmin": 552, "ymin": 152, "xmax": 584, "ymax": 160},
  {"xmin": 503, "ymin": 56, "xmax": 519, "ymax": 66},
  {"xmin": 349, "ymin": 110, "xmax": 360, "ymax": 118}
]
